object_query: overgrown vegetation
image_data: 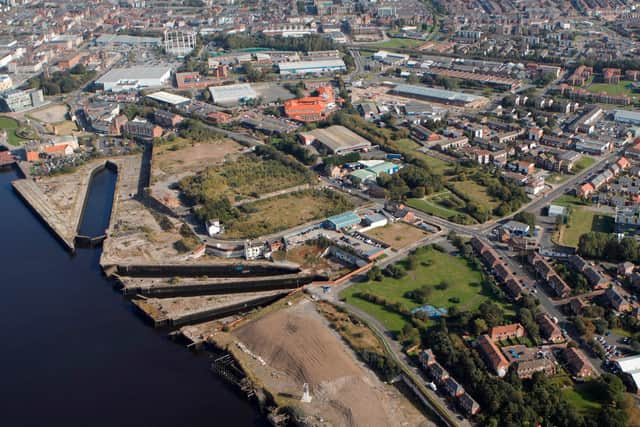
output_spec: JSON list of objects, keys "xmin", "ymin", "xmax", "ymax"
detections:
[{"xmin": 28, "ymin": 64, "xmax": 96, "ymax": 95}]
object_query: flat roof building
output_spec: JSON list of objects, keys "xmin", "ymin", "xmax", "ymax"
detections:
[
  {"xmin": 96, "ymin": 66, "xmax": 172, "ymax": 92},
  {"xmin": 96, "ymin": 34, "xmax": 162, "ymax": 46},
  {"xmin": 278, "ymin": 59, "xmax": 346, "ymax": 75},
  {"xmin": 390, "ymin": 84, "xmax": 488, "ymax": 108},
  {"xmin": 209, "ymin": 84, "xmax": 257, "ymax": 105},
  {"xmin": 146, "ymin": 91, "xmax": 191, "ymax": 106},
  {"xmin": 303, "ymin": 125, "xmax": 372, "ymax": 155},
  {"xmin": 614, "ymin": 110, "xmax": 640, "ymax": 125},
  {"xmin": 0, "ymin": 88, "xmax": 44, "ymax": 112},
  {"xmin": 324, "ymin": 211, "xmax": 361, "ymax": 230},
  {"xmin": 616, "ymin": 354, "xmax": 640, "ymax": 392}
]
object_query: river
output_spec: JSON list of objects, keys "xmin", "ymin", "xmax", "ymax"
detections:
[{"xmin": 0, "ymin": 166, "xmax": 264, "ymax": 426}]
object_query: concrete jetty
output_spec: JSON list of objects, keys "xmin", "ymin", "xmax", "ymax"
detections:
[
  {"xmin": 132, "ymin": 290, "xmax": 289, "ymax": 327},
  {"xmin": 12, "ymin": 179, "xmax": 75, "ymax": 250},
  {"xmin": 118, "ymin": 272, "xmax": 319, "ymax": 297}
]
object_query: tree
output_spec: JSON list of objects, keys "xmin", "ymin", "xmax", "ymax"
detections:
[
  {"xmin": 367, "ymin": 266, "xmax": 383, "ymax": 282},
  {"xmin": 474, "ymin": 318, "xmax": 488, "ymax": 334}
]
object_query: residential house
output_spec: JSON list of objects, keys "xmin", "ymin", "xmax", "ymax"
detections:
[
  {"xmin": 443, "ymin": 377, "xmax": 465, "ymax": 398},
  {"xmin": 428, "ymin": 362, "xmax": 450, "ymax": 384},
  {"xmin": 584, "ymin": 266, "xmax": 609, "ymax": 289},
  {"xmin": 618, "ymin": 262, "xmax": 635, "ymax": 276},
  {"xmin": 515, "ymin": 359, "xmax": 556, "ymax": 379},
  {"xmin": 459, "ymin": 393, "xmax": 480, "ymax": 416},
  {"xmin": 537, "ymin": 313, "xmax": 564, "ymax": 343},
  {"xmin": 489, "ymin": 323, "xmax": 526, "ymax": 342},
  {"xmin": 564, "ymin": 347, "xmax": 593, "ymax": 378},
  {"xmin": 477, "ymin": 334, "xmax": 510, "ymax": 377},
  {"xmin": 606, "ymin": 286, "xmax": 632, "ymax": 312}
]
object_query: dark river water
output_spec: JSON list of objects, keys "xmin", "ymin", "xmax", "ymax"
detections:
[{"xmin": 0, "ymin": 166, "xmax": 264, "ymax": 427}]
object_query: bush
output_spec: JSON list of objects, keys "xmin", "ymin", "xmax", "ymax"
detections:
[{"xmin": 383, "ymin": 263, "xmax": 406, "ymax": 279}]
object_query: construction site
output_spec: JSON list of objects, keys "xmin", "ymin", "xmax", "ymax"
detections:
[{"xmin": 212, "ymin": 296, "xmax": 432, "ymax": 427}]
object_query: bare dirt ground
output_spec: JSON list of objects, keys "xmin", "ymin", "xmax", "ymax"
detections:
[
  {"xmin": 150, "ymin": 138, "xmax": 243, "ymax": 210},
  {"xmin": 101, "ymin": 156, "xmax": 187, "ymax": 265},
  {"xmin": 152, "ymin": 138, "xmax": 242, "ymax": 178},
  {"xmin": 232, "ymin": 299, "xmax": 430, "ymax": 427},
  {"xmin": 28, "ymin": 104, "xmax": 68, "ymax": 124},
  {"xmin": 364, "ymin": 222, "xmax": 430, "ymax": 250}
]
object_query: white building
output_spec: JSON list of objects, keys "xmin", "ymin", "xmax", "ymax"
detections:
[
  {"xmin": 206, "ymin": 219, "xmax": 223, "ymax": 237},
  {"xmin": 96, "ymin": 66, "xmax": 172, "ymax": 92},
  {"xmin": 278, "ymin": 59, "xmax": 346, "ymax": 76},
  {"xmin": 244, "ymin": 240, "xmax": 264, "ymax": 260},
  {"xmin": 209, "ymin": 83, "xmax": 257, "ymax": 105},
  {"xmin": 614, "ymin": 110, "xmax": 640, "ymax": 126},
  {"xmin": 0, "ymin": 74, "xmax": 12, "ymax": 92},
  {"xmin": 616, "ymin": 355, "xmax": 640, "ymax": 392}
]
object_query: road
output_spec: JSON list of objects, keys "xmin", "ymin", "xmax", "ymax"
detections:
[
  {"xmin": 310, "ymin": 142, "xmax": 630, "ymax": 425},
  {"xmin": 309, "ymin": 233, "xmax": 470, "ymax": 427}
]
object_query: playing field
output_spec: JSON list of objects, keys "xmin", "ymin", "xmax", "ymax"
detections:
[
  {"xmin": 367, "ymin": 38, "xmax": 424, "ymax": 49},
  {"xmin": 342, "ymin": 247, "xmax": 505, "ymax": 333},
  {"xmin": 587, "ymin": 80, "xmax": 634, "ymax": 97}
]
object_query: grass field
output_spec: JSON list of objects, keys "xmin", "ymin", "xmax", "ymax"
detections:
[
  {"xmin": 588, "ymin": 80, "xmax": 634, "ymax": 97},
  {"xmin": 407, "ymin": 197, "xmax": 474, "ymax": 223},
  {"xmin": 558, "ymin": 207, "xmax": 614, "ymax": 247},
  {"xmin": 562, "ymin": 381, "xmax": 603, "ymax": 415},
  {"xmin": 223, "ymin": 189, "xmax": 353, "ymax": 239},
  {"xmin": 573, "ymin": 156, "xmax": 596, "ymax": 173},
  {"xmin": 450, "ymin": 179, "xmax": 500, "ymax": 209},
  {"xmin": 179, "ymin": 155, "xmax": 313, "ymax": 203},
  {"xmin": 367, "ymin": 38, "xmax": 424, "ymax": 49},
  {"xmin": 392, "ymin": 139, "xmax": 453, "ymax": 174},
  {"xmin": 364, "ymin": 221, "xmax": 429, "ymax": 250},
  {"xmin": 0, "ymin": 116, "xmax": 28, "ymax": 146},
  {"xmin": 341, "ymin": 247, "xmax": 510, "ymax": 333},
  {"xmin": 552, "ymin": 194, "xmax": 589, "ymax": 207}
]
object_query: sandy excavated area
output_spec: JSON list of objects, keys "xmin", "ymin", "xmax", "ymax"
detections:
[{"xmin": 233, "ymin": 300, "xmax": 430, "ymax": 427}]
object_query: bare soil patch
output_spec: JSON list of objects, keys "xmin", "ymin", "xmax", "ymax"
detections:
[{"xmin": 232, "ymin": 299, "xmax": 429, "ymax": 427}]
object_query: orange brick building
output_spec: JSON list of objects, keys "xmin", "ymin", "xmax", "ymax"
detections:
[{"xmin": 284, "ymin": 86, "xmax": 336, "ymax": 122}]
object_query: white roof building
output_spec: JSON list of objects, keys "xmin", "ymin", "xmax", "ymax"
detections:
[
  {"xmin": 616, "ymin": 354, "xmax": 640, "ymax": 390},
  {"xmin": 278, "ymin": 59, "xmax": 346, "ymax": 75},
  {"xmin": 147, "ymin": 91, "xmax": 191, "ymax": 106},
  {"xmin": 96, "ymin": 66, "xmax": 172, "ymax": 92},
  {"xmin": 209, "ymin": 84, "xmax": 257, "ymax": 105}
]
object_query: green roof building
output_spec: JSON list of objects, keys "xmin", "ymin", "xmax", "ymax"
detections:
[{"xmin": 324, "ymin": 211, "xmax": 361, "ymax": 230}]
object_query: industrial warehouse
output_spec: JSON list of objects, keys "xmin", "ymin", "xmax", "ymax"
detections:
[
  {"xmin": 390, "ymin": 84, "xmax": 489, "ymax": 108},
  {"xmin": 278, "ymin": 59, "xmax": 346, "ymax": 75},
  {"xmin": 209, "ymin": 83, "xmax": 257, "ymax": 105},
  {"xmin": 300, "ymin": 125, "xmax": 372, "ymax": 154},
  {"xmin": 95, "ymin": 65, "xmax": 173, "ymax": 92}
]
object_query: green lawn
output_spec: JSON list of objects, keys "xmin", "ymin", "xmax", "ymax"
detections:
[
  {"xmin": 588, "ymin": 80, "xmax": 634, "ymax": 97},
  {"xmin": 407, "ymin": 196, "xmax": 475, "ymax": 223},
  {"xmin": 0, "ymin": 116, "xmax": 28, "ymax": 146},
  {"xmin": 341, "ymin": 247, "xmax": 509, "ymax": 334},
  {"xmin": 392, "ymin": 138, "xmax": 453, "ymax": 174},
  {"xmin": 552, "ymin": 194, "xmax": 589, "ymax": 207},
  {"xmin": 573, "ymin": 156, "xmax": 596, "ymax": 173},
  {"xmin": 367, "ymin": 37, "xmax": 425, "ymax": 49},
  {"xmin": 562, "ymin": 381, "xmax": 603, "ymax": 415},
  {"xmin": 559, "ymin": 208, "xmax": 614, "ymax": 247}
]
